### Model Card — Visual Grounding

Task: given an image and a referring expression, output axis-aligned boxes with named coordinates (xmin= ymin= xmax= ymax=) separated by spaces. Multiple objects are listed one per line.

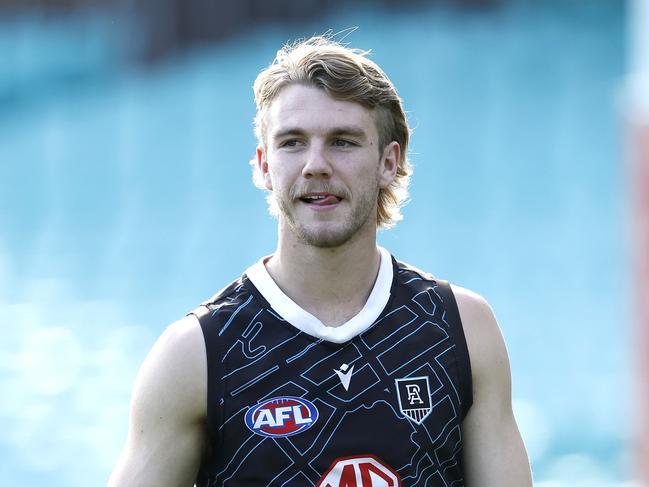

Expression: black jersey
xmin=190 ymin=248 xmax=472 ymax=487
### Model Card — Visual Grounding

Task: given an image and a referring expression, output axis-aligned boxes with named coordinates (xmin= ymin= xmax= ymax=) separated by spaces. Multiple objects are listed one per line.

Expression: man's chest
xmin=208 ymin=318 xmax=464 ymax=486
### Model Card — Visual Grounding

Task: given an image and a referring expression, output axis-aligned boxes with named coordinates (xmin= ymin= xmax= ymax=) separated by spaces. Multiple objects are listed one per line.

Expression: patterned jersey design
xmin=193 ymin=257 xmax=472 ymax=487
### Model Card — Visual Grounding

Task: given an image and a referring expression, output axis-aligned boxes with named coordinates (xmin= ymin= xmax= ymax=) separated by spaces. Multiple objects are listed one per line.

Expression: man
xmin=109 ymin=36 xmax=533 ymax=486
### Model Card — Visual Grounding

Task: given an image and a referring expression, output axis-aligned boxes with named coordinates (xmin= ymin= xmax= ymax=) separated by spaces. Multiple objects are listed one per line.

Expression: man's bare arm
xmin=453 ymin=285 xmax=533 ymax=486
xmin=108 ymin=315 xmax=207 ymax=487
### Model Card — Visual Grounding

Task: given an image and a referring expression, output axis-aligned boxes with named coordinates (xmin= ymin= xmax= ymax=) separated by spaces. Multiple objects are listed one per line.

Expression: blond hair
xmin=251 ymin=35 xmax=412 ymax=228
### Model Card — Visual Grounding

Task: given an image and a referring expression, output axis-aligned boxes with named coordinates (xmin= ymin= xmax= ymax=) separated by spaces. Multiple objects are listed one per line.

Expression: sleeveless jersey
xmin=190 ymin=248 xmax=473 ymax=487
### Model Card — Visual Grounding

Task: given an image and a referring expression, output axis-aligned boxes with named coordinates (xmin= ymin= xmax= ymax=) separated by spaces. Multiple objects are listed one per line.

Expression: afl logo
xmin=244 ymin=396 xmax=319 ymax=438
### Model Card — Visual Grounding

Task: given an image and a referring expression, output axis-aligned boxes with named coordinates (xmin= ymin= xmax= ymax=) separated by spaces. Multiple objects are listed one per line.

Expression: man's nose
xmin=302 ymin=144 xmax=332 ymax=178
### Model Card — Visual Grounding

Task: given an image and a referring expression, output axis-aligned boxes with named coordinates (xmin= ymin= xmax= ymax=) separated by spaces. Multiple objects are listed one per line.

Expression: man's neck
xmin=265 ymin=227 xmax=382 ymax=328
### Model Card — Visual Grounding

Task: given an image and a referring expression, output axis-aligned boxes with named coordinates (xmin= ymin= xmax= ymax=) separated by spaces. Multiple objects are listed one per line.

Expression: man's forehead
xmin=265 ymin=84 xmax=378 ymax=139
xmin=273 ymin=87 xmax=368 ymax=112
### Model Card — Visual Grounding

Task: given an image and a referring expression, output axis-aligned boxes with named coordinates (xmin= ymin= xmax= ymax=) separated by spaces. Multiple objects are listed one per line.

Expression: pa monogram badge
xmin=395 ymin=376 xmax=432 ymax=424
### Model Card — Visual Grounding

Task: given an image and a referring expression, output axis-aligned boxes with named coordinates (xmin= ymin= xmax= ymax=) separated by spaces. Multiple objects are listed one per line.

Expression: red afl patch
xmin=317 ymin=454 xmax=402 ymax=487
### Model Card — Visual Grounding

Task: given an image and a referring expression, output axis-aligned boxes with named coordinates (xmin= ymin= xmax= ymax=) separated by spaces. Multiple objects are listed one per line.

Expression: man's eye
xmin=281 ymin=139 xmax=301 ymax=148
xmin=333 ymin=139 xmax=355 ymax=147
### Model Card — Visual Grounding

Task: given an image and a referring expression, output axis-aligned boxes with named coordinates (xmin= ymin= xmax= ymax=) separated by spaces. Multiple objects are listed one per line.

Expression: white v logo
xmin=334 ymin=363 xmax=355 ymax=391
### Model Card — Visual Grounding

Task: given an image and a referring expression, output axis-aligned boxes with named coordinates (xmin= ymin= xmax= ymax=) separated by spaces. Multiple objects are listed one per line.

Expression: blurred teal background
xmin=0 ymin=1 xmax=634 ymax=486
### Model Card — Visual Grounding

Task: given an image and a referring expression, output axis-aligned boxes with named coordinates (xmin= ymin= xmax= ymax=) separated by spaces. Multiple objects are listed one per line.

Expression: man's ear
xmin=256 ymin=146 xmax=273 ymax=190
xmin=379 ymin=141 xmax=400 ymax=189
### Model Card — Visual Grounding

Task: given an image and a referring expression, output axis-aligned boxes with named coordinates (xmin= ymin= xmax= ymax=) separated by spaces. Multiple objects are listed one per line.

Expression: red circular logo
xmin=317 ymin=454 xmax=402 ymax=487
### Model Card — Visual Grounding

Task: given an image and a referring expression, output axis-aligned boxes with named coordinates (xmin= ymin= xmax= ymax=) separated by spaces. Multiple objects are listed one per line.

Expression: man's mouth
xmin=299 ymin=193 xmax=343 ymax=206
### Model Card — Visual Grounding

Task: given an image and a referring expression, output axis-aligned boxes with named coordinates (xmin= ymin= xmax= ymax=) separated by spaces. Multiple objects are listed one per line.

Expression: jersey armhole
xmin=435 ymin=280 xmax=474 ymax=419
xmin=188 ymin=304 xmax=223 ymax=439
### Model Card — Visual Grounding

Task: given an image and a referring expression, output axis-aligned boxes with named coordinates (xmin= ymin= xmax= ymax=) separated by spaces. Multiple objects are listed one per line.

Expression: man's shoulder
xmin=154 ymin=276 xmax=248 ymax=356
xmin=199 ymin=274 xmax=250 ymax=308
xmin=133 ymin=313 xmax=207 ymax=420
xmin=450 ymin=284 xmax=491 ymax=314
xmin=448 ymin=284 xmax=508 ymax=380
xmin=391 ymin=256 xmax=498 ymax=348
xmin=188 ymin=273 xmax=253 ymax=317
xmin=393 ymin=257 xmax=436 ymax=281
xmin=391 ymin=255 xmax=489 ymax=307
xmin=152 ymin=314 xmax=206 ymax=374
xmin=185 ymin=271 xmax=263 ymax=338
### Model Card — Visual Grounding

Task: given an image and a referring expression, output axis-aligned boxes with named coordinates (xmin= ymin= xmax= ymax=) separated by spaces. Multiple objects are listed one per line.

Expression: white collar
xmin=245 ymin=246 xmax=393 ymax=343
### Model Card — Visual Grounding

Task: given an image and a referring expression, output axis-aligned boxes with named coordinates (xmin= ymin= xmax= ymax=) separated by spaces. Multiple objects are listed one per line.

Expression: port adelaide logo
xmin=395 ymin=376 xmax=432 ymax=424
xmin=245 ymin=396 xmax=319 ymax=438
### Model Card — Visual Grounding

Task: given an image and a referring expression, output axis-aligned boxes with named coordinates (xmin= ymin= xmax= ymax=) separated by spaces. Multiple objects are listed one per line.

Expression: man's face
xmin=257 ymin=84 xmax=398 ymax=248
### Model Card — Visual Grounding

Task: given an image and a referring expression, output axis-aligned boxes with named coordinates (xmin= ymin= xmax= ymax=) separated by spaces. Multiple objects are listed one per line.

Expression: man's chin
xmin=292 ymin=224 xmax=357 ymax=249
xmin=299 ymin=231 xmax=352 ymax=249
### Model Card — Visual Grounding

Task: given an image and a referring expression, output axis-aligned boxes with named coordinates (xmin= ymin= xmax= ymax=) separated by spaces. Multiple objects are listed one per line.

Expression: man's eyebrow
xmin=329 ymin=126 xmax=368 ymax=139
xmin=271 ymin=126 xmax=369 ymax=139
xmin=272 ymin=127 xmax=306 ymax=139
